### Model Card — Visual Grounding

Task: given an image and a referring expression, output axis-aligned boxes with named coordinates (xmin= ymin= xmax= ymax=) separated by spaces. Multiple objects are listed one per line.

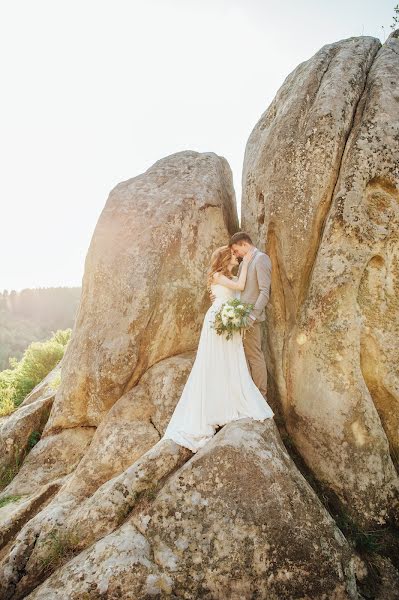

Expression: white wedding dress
xmin=160 ymin=278 xmax=274 ymax=453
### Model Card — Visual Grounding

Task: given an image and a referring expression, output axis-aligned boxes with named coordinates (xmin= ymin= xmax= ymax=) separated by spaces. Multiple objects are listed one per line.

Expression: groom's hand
xmin=246 ymin=314 xmax=256 ymax=329
xmin=209 ymin=291 xmax=216 ymax=303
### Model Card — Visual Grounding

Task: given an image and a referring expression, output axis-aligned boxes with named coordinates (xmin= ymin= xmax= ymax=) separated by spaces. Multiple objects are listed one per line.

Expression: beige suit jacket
xmin=237 ymin=248 xmax=272 ymax=323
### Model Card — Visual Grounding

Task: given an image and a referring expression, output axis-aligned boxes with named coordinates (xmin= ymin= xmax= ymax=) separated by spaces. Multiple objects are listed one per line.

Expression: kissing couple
xmin=160 ymin=231 xmax=274 ymax=453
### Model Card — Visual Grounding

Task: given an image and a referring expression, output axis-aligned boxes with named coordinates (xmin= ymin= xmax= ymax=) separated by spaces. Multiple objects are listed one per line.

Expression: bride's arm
xmin=214 ymin=260 xmax=249 ymax=291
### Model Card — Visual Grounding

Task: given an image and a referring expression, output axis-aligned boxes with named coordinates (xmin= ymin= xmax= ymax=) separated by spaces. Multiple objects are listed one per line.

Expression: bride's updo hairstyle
xmin=206 ymin=245 xmax=233 ymax=294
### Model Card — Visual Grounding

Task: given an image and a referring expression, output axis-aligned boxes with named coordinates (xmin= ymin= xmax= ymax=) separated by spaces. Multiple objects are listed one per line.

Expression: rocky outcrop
xmin=1 ymin=440 xmax=191 ymax=600
xmin=24 ymin=420 xmax=357 ymax=600
xmin=44 ymin=150 xmax=238 ymax=433
xmin=25 ymin=521 xmax=169 ymax=600
xmin=0 ymin=363 xmax=62 ymax=481
xmin=0 ymin=151 xmax=238 ymax=598
xmin=1 ymin=33 xmax=399 ymax=600
xmin=0 ymin=354 xmax=195 ymax=598
xmin=0 ymin=397 xmax=53 ymax=479
xmin=47 ymin=352 xmax=195 ymax=502
xmin=242 ymin=32 xmax=399 ymax=526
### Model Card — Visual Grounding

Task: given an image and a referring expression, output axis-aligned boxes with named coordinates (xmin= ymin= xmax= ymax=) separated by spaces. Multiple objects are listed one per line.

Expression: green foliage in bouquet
xmin=211 ymin=298 xmax=254 ymax=341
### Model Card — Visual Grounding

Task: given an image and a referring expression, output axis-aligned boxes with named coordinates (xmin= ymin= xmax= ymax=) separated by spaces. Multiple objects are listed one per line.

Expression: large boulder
xmin=0 ymin=355 xmax=194 ymax=597
xmin=242 ymin=33 xmax=399 ymax=526
xmin=44 ymin=150 xmax=237 ymax=434
xmin=2 ymin=439 xmax=191 ymax=600
xmin=34 ymin=352 xmax=195 ymax=504
xmin=0 ymin=361 xmax=62 ymax=483
xmin=0 ymin=428 xmax=94 ymax=498
xmin=0 ymin=396 xmax=53 ymax=482
xmin=25 ymin=521 xmax=168 ymax=600
xmin=0 ymin=151 xmax=238 ymax=598
xmin=132 ymin=419 xmax=357 ymax=599
xmin=24 ymin=420 xmax=357 ymax=599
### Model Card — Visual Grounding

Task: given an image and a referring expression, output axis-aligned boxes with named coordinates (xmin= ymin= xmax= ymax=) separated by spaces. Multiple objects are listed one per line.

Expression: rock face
xmin=242 ymin=32 xmax=399 ymax=525
xmin=0 ymin=151 xmax=239 ymax=598
xmin=0 ymin=396 xmax=53 ymax=476
xmin=0 ymin=363 xmax=61 ymax=479
xmin=37 ymin=352 xmax=195 ymax=503
xmin=24 ymin=421 xmax=357 ymax=600
xmin=44 ymin=150 xmax=238 ymax=433
xmin=1 ymin=35 xmax=399 ymax=600
xmin=25 ymin=521 xmax=169 ymax=600
xmin=132 ymin=419 xmax=357 ymax=600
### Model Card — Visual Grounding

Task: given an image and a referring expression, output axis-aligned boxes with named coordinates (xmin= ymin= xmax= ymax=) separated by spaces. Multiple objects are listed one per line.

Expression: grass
xmin=115 ymin=503 xmax=130 ymax=523
xmin=39 ymin=527 xmax=81 ymax=573
xmin=113 ymin=484 xmax=160 ymax=527
xmin=334 ymin=512 xmax=399 ymax=556
xmin=0 ymin=431 xmax=41 ymax=490
xmin=0 ymin=388 xmax=15 ymax=417
xmin=141 ymin=486 xmax=158 ymax=501
xmin=0 ymin=328 xmax=70 ymax=415
xmin=48 ymin=371 xmax=62 ymax=391
xmin=0 ymin=494 xmax=23 ymax=508
xmin=0 ymin=443 xmax=24 ymax=490
xmin=27 ymin=430 xmax=41 ymax=450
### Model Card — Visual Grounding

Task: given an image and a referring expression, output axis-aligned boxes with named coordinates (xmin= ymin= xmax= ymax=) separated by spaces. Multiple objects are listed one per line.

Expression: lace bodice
xmin=210 ymin=280 xmax=240 ymax=304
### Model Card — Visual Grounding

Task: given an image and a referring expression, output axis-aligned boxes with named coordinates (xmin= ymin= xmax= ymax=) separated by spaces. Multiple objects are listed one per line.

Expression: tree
xmin=392 ymin=4 xmax=399 ymax=30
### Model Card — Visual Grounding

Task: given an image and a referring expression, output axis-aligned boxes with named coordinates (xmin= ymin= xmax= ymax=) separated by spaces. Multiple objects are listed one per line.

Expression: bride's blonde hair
xmin=206 ymin=245 xmax=234 ymax=294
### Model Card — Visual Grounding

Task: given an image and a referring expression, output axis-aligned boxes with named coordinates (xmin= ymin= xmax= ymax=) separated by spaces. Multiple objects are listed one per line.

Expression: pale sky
xmin=1 ymin=0 xmax=394 ymax=292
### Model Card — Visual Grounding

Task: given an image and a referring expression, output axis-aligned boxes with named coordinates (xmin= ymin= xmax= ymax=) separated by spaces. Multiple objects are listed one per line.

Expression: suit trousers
xmin=242 ymin=321 xmax=268 ymax=397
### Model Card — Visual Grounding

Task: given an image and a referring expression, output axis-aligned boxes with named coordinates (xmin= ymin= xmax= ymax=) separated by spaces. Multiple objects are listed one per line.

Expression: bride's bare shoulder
xmin=212 ymin=272 xmax=233 ymax=283
xmin=211 ymin=272 xmax=220 ymax=283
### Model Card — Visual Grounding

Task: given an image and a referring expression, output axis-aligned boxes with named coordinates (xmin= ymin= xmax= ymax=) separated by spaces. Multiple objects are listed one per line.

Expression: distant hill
xmin=0 ymin=287 xmax=81 ymax=370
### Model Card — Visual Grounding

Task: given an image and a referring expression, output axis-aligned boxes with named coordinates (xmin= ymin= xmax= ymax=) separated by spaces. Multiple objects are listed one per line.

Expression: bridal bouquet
xmin=211 ymin=298 xmax=255 ymax=341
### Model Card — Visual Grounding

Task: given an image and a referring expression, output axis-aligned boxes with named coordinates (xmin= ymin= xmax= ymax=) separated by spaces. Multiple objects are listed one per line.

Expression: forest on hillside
xmin=0 ymin=287 xmax=81 ymax=370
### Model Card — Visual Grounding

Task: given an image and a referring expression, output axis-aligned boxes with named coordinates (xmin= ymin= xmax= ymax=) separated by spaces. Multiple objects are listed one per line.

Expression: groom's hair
xmin=228 ymin=231 xmax=253 ymax=246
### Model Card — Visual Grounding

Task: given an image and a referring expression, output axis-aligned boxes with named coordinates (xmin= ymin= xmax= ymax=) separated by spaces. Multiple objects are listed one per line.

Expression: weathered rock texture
xmin=0 ymin=151 xmax=239 ymax=598
xmin=0 ymin=364 xmax=61 ymax=478
xmin=242 ymin=32 xmax=399 ymax=526
xmin=24 ymin=420 xmax=358 ymax=600
xmin=44 ymin=150 xmax=238 ymax=432
xmin=1 ymin=34 xmax=399 ymax=600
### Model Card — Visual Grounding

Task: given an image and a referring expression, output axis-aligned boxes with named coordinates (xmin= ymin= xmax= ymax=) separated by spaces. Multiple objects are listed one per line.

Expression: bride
xmin=160 ymin=244 xmax=274 ymax=453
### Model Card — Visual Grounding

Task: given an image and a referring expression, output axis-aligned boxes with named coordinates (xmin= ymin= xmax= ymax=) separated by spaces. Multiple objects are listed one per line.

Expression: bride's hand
xmin=242 ymin=248 xmax=255 ymax=264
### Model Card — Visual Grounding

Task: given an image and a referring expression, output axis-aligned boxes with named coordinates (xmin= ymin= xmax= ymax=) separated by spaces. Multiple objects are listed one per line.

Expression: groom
xmin=210 ymin=231 xmax=272 ymax=398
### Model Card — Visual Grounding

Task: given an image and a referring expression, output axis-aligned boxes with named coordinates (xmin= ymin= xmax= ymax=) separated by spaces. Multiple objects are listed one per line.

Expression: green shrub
xmin=0 ymin=386 xmax=15 ymax=417
xmin=0 ymin=329 xmax=71 ymax=416
xmin=27 ymin=430 xmax=41 ymax=450
xmin=48 ymin=371 xmax=62 ymax=391
xmin=0 ymin=495 xmax=23 ymax=508
xmin=0 ymin=443 xmax=24 ymax=490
